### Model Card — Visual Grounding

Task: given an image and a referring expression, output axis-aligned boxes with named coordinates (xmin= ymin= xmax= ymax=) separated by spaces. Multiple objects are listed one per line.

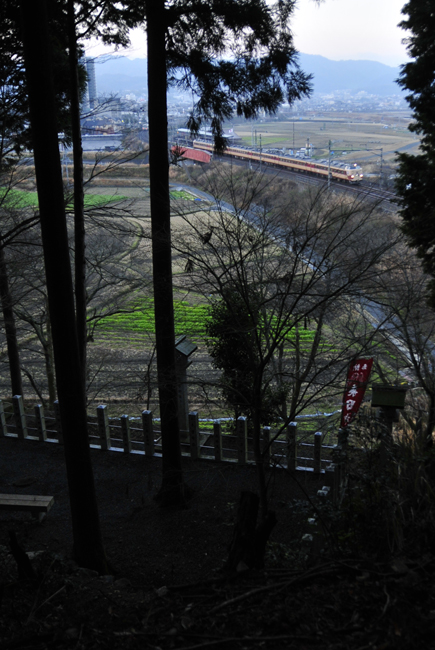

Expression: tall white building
xmin=85 ymin=57 xmax=97 ymax=110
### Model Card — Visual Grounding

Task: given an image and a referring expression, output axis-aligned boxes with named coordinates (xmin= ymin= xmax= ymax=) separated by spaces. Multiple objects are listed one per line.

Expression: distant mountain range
xmin=298 ymin=54 xmax=403 ymax=96
xmin=94 ymin=54 xmax=403 ymax=98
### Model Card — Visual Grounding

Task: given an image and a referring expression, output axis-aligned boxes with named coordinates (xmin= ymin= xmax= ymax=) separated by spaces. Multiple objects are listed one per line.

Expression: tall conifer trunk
xmin=20 ymin=0 xmax=108 ymax=573
xmin=67 ymin=0 xmax=87 ymax=387
xmin=146 ymin=0 xmax=186 ymax=505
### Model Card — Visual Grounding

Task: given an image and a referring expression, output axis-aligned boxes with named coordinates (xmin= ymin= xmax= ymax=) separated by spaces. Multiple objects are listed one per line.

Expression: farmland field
xmin=233 ymin=109 xmax=419 ymax=172
xmin=0 ymin=117 xmax=408 ymax=425
xmin=0 ymin=188 xmax=129 ymax=209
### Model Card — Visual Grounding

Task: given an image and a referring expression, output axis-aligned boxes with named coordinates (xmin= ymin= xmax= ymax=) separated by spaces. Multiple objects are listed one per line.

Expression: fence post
xmin=189 ymin=411 xmax=200 ymax=460
xmin=142 ymin=410 xmax=154 ymax=456
xmin=0 ymin=400 xmax=7 ymax=437
xmin=12 ymin=395 xmax=28 ymax=439
xmin=53 ymin=400 xmax=63 ymax=444
xmin=337 ymin=427 xmax=348 ymax=452
xmin=34 ymin=404 xmax=47 ymax=442
xmin=313 ymin=431 xmax=322 ymax=474
xmin=97 ymin=405 xmax=111 ymax=450
xmin=237 ymin=416 xmax=247 ymax=465
xmin=213 ymin=420 xmax=222 ymax=462
xmin=286 ymin=422 xmax=297 ymax=472
xmin=263 ymin=426 xmax=271 ymax=468
xmin=121 ymin=415 xmax=131 ymax=454
xmin=325 ymin=463 xmax=338 ymax=504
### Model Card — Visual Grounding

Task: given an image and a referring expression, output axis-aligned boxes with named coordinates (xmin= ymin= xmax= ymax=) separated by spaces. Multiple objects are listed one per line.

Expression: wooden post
xmin=142 ymin=410 xmax=155 ymax=456
xmin=121 ymin=415 xmax=131 ymax=454
xmin=338 ymin=427 xmax=348 ymax=451
xmin=0 ymin=400 xmax=7 ymax=437
xmin=213 ymin=420 xmax=222 ymax=462
xmin=237 ymin=416 xmax=247 ymax=465
xmin=53 ymin=400 xmax=63 ymax=444
xmin=34 ymin=404 xmax=47 ymax=441
xmin=286 ymin=422 xmax=297 ymax=472
xmin=325 ymin=463 xmax=338 ymax=504
xmin=97 ymin=405 xmax=111 ymax=451
xmin=313 ymin=431 xmax=322 ymax=474
xmin=263 ymin=426 xmax=271 ymax=468
xmin=12 ymin=395 xmax=28 ymax=439
xmin=189 ymin=411 xmax=200 ymax=460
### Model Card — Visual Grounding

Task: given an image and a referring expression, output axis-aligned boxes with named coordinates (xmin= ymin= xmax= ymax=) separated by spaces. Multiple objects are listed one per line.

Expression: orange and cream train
xmin=192 ymin=140 xmax=363 ymax=183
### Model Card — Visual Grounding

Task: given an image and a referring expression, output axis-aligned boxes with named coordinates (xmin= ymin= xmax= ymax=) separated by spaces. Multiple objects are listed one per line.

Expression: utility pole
xmin=380 ymin=147 xmax=383 ymax=187
xmin=328 ymin=139 xmax=331 ymax=190
xmin=259 ymin=133 xmax=262 ymax=171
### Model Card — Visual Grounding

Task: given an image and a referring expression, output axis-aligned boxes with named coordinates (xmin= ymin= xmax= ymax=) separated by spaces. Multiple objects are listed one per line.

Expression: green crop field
xmin=169 ymin=189 xmax=196 ymax=200
xmin=97 ymin=297 xmax=318 ymax=353
xmin=0 ymin=188 xmax=128 ymax=209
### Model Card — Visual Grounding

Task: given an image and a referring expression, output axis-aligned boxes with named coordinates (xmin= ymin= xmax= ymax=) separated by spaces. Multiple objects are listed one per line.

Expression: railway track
xmin=211 ymin=154 xmax=399 ymax=211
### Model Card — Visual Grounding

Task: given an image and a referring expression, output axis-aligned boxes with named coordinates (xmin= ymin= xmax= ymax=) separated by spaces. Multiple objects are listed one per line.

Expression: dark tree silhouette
xmin=395 ymin=0 xmax=435 ymax=305
xmin=20 ymin=0 xmax=109 ymax=573
xmin=136 ymin=0 xmax=313 ymax=505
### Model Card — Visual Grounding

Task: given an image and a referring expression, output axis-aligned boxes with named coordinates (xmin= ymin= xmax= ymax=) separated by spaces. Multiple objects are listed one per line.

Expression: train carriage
xmin=192 ymin=140 xmax=363 ymax=183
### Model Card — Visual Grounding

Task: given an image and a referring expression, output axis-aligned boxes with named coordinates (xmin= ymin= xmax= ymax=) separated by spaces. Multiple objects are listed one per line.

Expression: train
xmin=191 ymin=139 xmax=364 ymax=184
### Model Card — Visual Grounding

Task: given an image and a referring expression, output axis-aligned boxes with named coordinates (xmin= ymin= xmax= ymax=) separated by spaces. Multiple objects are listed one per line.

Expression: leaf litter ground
xmin=1 ymin=437 xmax=434 ymax=649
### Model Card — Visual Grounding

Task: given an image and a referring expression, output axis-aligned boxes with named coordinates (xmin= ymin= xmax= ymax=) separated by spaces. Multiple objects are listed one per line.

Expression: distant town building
xmin=85 ymin=57 xmax=97 ymax=110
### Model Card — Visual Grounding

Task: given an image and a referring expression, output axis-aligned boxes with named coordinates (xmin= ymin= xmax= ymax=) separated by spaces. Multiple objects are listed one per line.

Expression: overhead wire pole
xmin=259 ymin=133 xmax=262 ymax=172
xmin=328 ymin=139 xmax=331 ymax=190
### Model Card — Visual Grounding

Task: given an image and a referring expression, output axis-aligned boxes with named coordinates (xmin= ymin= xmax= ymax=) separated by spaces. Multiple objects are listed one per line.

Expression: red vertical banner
xmin=340 ymin=358 xmax=373 ymax=428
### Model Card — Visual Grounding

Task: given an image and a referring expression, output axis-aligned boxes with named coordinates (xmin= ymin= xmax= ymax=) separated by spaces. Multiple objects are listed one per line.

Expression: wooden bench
xmin=0 ymin=494 xmax=54 ymax=522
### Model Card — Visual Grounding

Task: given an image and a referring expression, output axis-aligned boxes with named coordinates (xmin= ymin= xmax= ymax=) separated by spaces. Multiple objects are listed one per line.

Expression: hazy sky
xmin=85 ymin=0 xmax=409 ymax=68
xmin=292 ymin=0 xmax=408 ymax=67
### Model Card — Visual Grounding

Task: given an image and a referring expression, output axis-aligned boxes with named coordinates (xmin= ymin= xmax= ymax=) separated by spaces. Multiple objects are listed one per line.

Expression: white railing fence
xmin=1 ymin=396 xmax=347 ymax=502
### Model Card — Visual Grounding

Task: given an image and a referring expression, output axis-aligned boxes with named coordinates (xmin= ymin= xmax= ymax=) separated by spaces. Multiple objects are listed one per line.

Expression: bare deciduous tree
xmin=173 ymin=172 xmax=396 ymax=524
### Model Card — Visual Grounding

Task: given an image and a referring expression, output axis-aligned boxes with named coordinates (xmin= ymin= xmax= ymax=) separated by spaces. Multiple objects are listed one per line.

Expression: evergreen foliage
xmin=122 ymin=0 xmax=312 ymax=150
xmin=206 ymin=290 xmax=288 ymax=423
xmin=0 ymin=0 xmax=88 ymax=168
xmin=395 ymin=0 xmax=435 ymax=305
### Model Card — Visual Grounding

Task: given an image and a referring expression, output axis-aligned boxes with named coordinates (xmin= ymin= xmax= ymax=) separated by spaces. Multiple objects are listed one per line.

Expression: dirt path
xmin=0 ymin=435 xmax=325 ymax=587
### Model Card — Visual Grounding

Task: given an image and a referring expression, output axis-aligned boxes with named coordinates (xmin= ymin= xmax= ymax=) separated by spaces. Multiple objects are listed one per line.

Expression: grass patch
xmin=97 ymin=298 xmax=319 ymax=352
xmin=170 ymin=189 xmax=196 ymax=200
xmin=0 ymin=188 xmax=128 ymax=209
xmin=98 ymin=299 xmax=211 ymax=339
xmin=0 ymin=188 xmax=38 ymax=208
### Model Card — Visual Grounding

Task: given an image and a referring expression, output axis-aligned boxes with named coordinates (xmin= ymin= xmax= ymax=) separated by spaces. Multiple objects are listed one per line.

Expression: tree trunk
xmin=45 ymin=297 xmax=56 ymax=408
xmin=252 ymin=388 xmax=268 ymax=524
xmin=0 ymin=245 xmax=23 ymax=397
xmin=20 ymin=0 xmax=109 ymax=574
xmin=425 ymin=395 xmax=435 ymax=449
xmin=146 ymin=0 xmax=186 ymax=506
xmin=226 ymin=491 xmax=277 ymax=571
xmin=67 ymin=0 xmax=87 ymax=387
